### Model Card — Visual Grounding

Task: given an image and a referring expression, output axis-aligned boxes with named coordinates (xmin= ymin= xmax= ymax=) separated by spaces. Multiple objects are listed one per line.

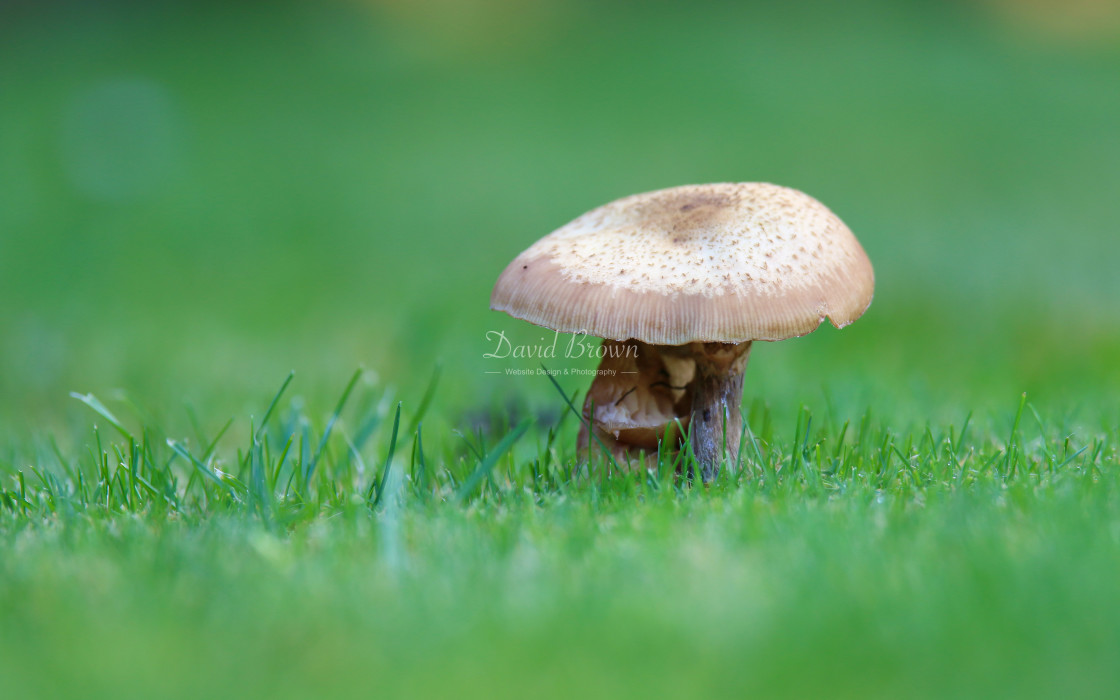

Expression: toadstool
xmin=490 ymin=182 xmax=874 ymax=482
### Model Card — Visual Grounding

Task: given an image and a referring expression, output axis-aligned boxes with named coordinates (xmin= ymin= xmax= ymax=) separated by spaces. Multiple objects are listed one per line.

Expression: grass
xmin=3 ymin=370 xmax=1118 ymax=698
xmin=3 ymin=0 xmax=1120 ymax=697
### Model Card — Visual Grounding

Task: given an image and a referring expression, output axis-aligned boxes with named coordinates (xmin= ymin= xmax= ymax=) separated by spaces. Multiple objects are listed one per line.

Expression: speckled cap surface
xmin=491 ymin=183 xmax=874 ymax=345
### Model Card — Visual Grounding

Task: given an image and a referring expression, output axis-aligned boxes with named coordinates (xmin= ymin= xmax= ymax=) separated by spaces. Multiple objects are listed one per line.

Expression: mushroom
xmin=491 ymin=183 xmax=874 ymax=482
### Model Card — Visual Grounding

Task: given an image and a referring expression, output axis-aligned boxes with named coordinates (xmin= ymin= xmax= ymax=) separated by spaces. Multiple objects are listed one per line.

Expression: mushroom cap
xmin=491 ymin=182 xmax=874 ymax=345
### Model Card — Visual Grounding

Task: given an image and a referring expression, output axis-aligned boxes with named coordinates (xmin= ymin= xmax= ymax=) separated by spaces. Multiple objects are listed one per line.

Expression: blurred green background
xmin=4 ymin=3 xmax=1120 ymax=699
xmin=2 ymin=0 xmax=1119 ymax=437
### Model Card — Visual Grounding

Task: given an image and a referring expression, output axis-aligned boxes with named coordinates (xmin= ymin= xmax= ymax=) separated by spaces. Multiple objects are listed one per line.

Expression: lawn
xmin=2 ymin=1 xmax=1119 ymax=698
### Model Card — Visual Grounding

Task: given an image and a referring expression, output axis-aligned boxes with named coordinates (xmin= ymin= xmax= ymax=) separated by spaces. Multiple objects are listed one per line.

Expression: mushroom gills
xmin=578 ymin=339 xmax=752 ymax=480
xmin=577 ymin=339 xmax=695 ymax=468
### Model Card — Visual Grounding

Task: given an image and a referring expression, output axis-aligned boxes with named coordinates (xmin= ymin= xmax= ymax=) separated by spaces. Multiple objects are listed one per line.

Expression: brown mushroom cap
xmin=491 ymin=183 xmax=874 ymax=345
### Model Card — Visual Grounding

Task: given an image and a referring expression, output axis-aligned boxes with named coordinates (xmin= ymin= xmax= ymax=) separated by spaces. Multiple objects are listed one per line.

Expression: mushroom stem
xmin=687 ymin=342 xmax=752 ymax=482
xmin=576 ymin=339 xmax=751 ymax=482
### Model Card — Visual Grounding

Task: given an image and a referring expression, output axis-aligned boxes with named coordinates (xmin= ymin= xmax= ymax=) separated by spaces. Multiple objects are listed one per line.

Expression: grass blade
xmin=167 ymin=439 xmax=235 ymax=496
xmin=456 ymin=419 xmax=531 ymax=504
xmin=406 ymin=364 xmax=441 ymax=435
xmin=369 ymin=402 xmax=402 ymax=506
xmin=254 ymin=371 xmax=295 ymax=445
xmin=541 ymin=364 xmax=618 ymax=474
xmin=70 ymin=393 xmax=134 ymax=442
xmin=305 ymin=368 xmax=363 ymax=486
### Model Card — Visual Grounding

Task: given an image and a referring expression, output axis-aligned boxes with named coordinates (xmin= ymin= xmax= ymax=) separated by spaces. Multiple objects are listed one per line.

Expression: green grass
xmin=3 ymin=0 xmax=1120 ymax=697
xmin=3 ymin=372 xmax=1118 ymax=698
